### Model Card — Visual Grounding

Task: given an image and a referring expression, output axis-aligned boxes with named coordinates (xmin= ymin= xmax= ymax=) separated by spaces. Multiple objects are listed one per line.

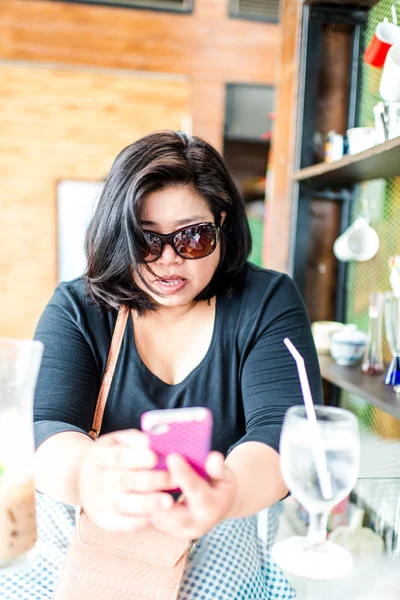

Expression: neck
xmin=153 ymin=302 xmax=196 ymax=322
xmin=134 ymin=298 xmax=214 ymax=324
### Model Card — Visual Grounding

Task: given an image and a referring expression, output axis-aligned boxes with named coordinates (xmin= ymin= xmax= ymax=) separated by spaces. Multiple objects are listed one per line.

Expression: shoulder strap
xmin=89 ymin=306 xmax=130 ymax=440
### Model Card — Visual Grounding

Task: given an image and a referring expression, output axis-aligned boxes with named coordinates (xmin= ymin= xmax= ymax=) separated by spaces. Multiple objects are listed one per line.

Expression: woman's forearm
xmin=34 ymin=431 xmax=93 ymax=505
xmin=225 ymin=441 xmax=288 ymax=519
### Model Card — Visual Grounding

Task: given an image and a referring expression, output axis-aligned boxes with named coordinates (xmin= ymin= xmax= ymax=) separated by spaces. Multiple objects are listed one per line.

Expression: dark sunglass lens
xmin=174 ymin=224 xmax=216 ymax=259
xmin=142 ymin=232 xmax=162 ymax=262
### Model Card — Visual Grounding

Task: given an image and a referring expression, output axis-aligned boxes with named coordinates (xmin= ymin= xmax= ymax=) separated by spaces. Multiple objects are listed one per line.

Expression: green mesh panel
xmin=342 ymin=0 xmax=400 ymax=446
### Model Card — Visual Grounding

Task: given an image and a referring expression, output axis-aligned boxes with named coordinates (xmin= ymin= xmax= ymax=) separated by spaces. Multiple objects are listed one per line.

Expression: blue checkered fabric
xmin=180 ymin=508 xmax=295 ymax=600
xmin=0 ymin=493 xmax=296 ymax=599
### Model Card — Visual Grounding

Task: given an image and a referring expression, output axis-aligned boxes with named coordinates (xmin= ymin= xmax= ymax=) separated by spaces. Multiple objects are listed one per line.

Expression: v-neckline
xmin=129 ymin=298 xmax=220 ymax=388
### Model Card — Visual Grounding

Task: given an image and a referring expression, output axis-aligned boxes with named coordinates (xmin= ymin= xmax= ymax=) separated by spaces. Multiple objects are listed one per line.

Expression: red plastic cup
xmin=364 ymin=22 xmax=400 ymax=68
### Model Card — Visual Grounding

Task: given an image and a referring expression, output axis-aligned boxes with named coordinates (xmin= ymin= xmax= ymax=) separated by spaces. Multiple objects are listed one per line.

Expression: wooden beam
xmin=262 ymin=0 xmax=303 ymax=272
xmin=1 ymin=0 xmax=280 ymax=84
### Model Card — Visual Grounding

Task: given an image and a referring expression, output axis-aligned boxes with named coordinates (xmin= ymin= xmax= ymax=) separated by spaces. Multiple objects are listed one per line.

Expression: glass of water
xmin=0 ymin=339 xmax=43 ymax=571
xmin=272 ymin=405 xmax=360 ymax=580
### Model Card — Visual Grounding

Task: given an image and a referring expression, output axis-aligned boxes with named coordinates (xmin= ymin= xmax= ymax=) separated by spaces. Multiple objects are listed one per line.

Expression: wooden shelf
xmin=293 ymin=137 xmax=400 ymax=186
xmin=319 ymin=354 xmax=400 ymax=420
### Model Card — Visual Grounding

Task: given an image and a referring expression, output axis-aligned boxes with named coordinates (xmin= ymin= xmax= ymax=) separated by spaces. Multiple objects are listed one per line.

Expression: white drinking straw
xmin=284 ymin=338 xmax=333 ymax=501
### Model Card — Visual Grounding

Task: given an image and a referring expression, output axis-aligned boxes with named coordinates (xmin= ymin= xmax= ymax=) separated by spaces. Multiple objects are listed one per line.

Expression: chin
xmin=152 ymin=292 xmax=194 ymax=308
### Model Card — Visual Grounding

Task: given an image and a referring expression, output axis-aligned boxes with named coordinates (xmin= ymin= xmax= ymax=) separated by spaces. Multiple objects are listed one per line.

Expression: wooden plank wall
xmin=0 ymin=0 xmax=281 ymax=338
xmin=2 ymin=0 xmax=280 ymax=150
xmin=0 ymin=64 xmax=189 ymax=338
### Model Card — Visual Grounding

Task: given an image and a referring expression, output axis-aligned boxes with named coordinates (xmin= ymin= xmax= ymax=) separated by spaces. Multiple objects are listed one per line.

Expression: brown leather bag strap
xmin=89 ymin=306 xmax=130 ymax=440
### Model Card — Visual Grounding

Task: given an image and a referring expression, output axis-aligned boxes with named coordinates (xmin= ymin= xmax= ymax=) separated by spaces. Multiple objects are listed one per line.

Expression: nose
xmin=157 ymin=241 xmax=184 ymax=265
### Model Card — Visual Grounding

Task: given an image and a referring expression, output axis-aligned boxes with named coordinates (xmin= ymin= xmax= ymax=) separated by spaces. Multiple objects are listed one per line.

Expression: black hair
xmin=85 ymin=130 xmax=251 ymax=313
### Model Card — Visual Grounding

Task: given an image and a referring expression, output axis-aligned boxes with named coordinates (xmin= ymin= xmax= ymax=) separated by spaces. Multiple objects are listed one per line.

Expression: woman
xmin=14 ymin=131 xmax=322 ymax=598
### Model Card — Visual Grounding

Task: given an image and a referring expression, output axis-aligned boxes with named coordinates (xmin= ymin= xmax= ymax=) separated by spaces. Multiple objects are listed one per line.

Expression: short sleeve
xmin=33 ymin=284 xmax=101 ymax=449
xmin=232 ymin=274 xmax=322 ymax=454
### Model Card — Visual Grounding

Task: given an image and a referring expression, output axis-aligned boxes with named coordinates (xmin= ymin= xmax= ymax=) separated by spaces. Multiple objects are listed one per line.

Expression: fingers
xmin=166 ymin=454 xmax=207 ymax=490
xmin=96 ymin=491 xmax=174 ymax=516
xmin=103 ymin=468 xmax=175 ymax=493
xmin=81 ymin=431 xmax=235 ymax=538
xmin=100 ymin=429 xmax=150 ymax=449
xmin=97 ymin=445 xmax=157 ymax=470
xmin=165 ymin=454 xmax=210 ymax=514
xmin=166 ymin=452 xmax=228 ymax=502
xmin=98 ymin=430 xmax=156 ymax=469
xmin=152 ymin=452 xmax=236 ymax=539
xmin=205 ymin=452 xmax=225 ymax=480
xmin=80 ymin=429 xmax=180 ymax=533
xmin=151 ymin=504 xmax=194 ymax=539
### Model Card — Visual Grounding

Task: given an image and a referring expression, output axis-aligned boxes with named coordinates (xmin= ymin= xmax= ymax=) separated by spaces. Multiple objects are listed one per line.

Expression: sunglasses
xmin=141 ymin=222 xmax=220 ymax=263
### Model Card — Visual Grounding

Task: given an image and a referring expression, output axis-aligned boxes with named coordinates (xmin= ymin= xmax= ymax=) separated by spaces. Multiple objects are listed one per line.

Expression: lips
xmin=155 ymin=275 xmax=187 ymax=294
xmin=158 ymin=275 xmax=186 ymax=283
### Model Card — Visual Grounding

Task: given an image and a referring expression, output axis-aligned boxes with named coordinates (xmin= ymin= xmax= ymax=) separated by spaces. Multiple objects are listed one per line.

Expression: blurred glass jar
xmin=0 ymin=339 xmax=43 ymax=570
xmin=361 ymin=292 xmax=384 ymax=375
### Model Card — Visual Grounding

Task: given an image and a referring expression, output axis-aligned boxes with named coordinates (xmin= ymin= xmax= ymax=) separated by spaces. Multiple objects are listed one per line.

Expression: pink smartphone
xmin=141 ymin=407 xmax=213 ymax=480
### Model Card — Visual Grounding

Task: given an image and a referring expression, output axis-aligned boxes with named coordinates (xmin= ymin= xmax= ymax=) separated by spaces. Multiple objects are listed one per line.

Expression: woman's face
xmin=136 ymin=186 xmax=224 ymax=309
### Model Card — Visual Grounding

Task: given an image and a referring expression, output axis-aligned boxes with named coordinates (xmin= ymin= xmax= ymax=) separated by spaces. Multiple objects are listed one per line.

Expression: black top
xmin=33 ymin=264 xmax=322 ymax=456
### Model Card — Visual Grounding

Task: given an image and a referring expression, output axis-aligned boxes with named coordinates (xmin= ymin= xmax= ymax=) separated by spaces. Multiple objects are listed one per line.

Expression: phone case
xmin=141 ymin=407 xmax=213 ymax=480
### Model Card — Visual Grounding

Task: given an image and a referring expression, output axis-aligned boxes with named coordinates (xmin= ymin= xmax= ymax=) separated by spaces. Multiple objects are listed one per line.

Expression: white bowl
xmin=311 ymin=321 xmax=345 ymax=354
xmin=330 ymin=329 xmax=368 ymax=366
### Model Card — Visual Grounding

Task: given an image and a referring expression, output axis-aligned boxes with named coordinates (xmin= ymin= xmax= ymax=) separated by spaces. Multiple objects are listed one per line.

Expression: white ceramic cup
xmin=377 ymin=21 xmax=400 ymax=44
xmin=380 ymin=44 xmax=400 ymax=102
xmin=346 ymin=127 xmax=376 ymax=154
xmin=374 ymin=101 xmax=400 ymax=142
xmin=333 ymin=217 xmax=380 ymax=262
xmin=384 ymin=102 xmax=400 ymax=138
xmin=364 ymin=21 xmax=400 ymax=68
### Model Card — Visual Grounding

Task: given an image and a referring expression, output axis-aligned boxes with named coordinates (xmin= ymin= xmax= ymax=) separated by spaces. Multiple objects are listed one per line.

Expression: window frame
xmin=50 ymin=0 xmax=193 ymax=14
xmin=228 ymin=0 xmax=280 ymax=24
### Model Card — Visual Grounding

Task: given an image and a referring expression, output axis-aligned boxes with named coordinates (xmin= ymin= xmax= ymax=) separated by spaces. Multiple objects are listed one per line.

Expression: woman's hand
xmin=78 ymin=429 xmax=175 ymax=532
xmin=150 ymin=452 xmax=239 ymax=540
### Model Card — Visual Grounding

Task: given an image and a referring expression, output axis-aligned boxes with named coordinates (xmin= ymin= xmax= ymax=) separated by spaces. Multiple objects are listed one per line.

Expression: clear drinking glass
xmin=361 ymin=291 xmax=384 ymax=375
xmin=0 ymin=339 xmax=43 ymax=570
xmin=384 ymin=293 xmax=400 ymax=387
xmin=271 ymin=405 xmax=360 ymax=580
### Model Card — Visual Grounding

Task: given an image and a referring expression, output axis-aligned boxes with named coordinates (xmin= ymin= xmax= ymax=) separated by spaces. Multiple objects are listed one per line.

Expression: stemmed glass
xmin=271 ymin=405 xmax=360 ymax=580
xmin=384 ymin=293 xmax=400 ymax=387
